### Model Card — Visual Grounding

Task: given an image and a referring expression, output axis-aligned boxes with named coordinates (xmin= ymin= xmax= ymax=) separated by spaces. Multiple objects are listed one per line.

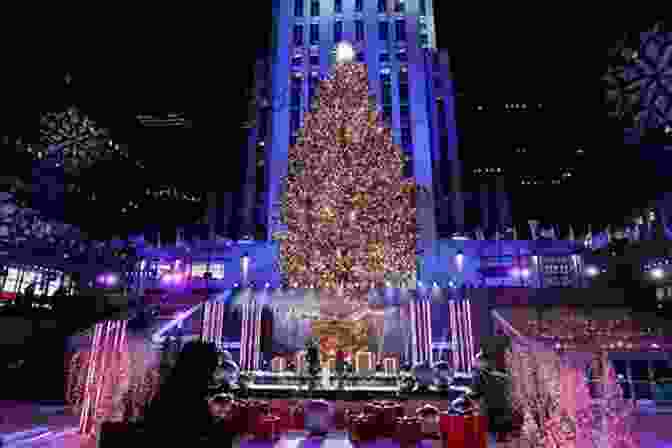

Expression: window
xmin=401 ymin=127 xmax=412 ymax=149
xmin=394 ymin=0 xmax=405 ymax=12
xmin=309 ymin=74 xmax=319 ymax=108
xmin=383 ymin=105 xmax=393 ymax=123
xmin=379 ymin=52 xmax=390 ymax=63
xmin=310 ymin=23 xmax=320 ymax=44
xmin=398 ymin=83 xmax=409 ymax=104
xmin=432 ymin=52 xmax=440 ymax=66
xmin=395 ymin=19 xmax=406 ymax=41
xmin=3 ymin=267 xmax=19 ymax=293
xmin=292 ymin=54 xmax=304 ymax=67
xmin=258 ymin=108 xmax=269 ymax=140
xmin=403 ymin=152 xmax=413 ymax=178
xmin=291 ymin=110 xmax=301 ymax=133
xmin=378 ymin=0 xmax=387 ymax=13
xmin=334 ymin=21 xmax=343 ymax=42
xmin=355 ymin=20 xmax=364 ymax=41
xmin=355 ymin=0 xmax=363 ymax=12
xmin=311 ymin=0 xmax=320 ymax=16
xmin=419 ymin=33 xmax=429 ymax=48
xmin=334 ymin=0 xmax=342 ymax=13
xmin=191 ymin=263 xmax=208 ymax=278
xmin=398 ymin=69 xmax=408 ymax=83
xmin=378 ymin=21 xmax=389 ymax=41
xmin=294 ymin=0 xmax=304 ymax=17
xmin=380 ymin=72 xmax=392 ymax=105
xmin=310 ymin=54 xmax=319 ymax=65
xmin=419 ymin=0 xmax=426 ymax=15
xmin=291 ymin=77 xmax=302 ymax=107
xmin=437 ymin=98 xmax=446 ymax=129
xmin=210 ymin=264 xmax=225 ymax=280
xmin=400 ymin=105 xmax=410 ymax=126
xmin=396 ymin=50 xmax=407 ymax=62
xmin=293 ymin=24 xmax=304 ymax=46
xmin=356 ymin=51 xmax=365 ymax=62
xmin=434 ymin=77 xmax=443 ymax=88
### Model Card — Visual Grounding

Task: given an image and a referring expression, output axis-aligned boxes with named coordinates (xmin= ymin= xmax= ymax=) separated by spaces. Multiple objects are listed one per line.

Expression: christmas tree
xmin=279 ymin=57 xmax=417 ymax=301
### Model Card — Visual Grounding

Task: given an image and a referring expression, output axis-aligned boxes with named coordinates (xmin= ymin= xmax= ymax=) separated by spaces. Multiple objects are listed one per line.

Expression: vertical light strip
xmin=420 ymin=300 xmax=427 ymax=363
xmin=409 ymin=300 xmax=418 ymax=365
xmin=202 ymin=302 xmax=211 ymax=342
xmin=462 ymin=301 xmax=469 ymax=371
xmin=256 ymin=305 xmax=263 ymax=370
xmin=90 ymin=322 xmax=113 ymax=434
xmin=460 ymin=299 xmax=468 ymax=372
xmin=79 ymin=322 xmax=101 ymax=434
xmin=203 ymin=302 xmax=209 ymax=342
xmin=247 ymin=303 xmax=254 ymax=371
xmin=450 ymin=300 xmax=457 ymax=371
xmin=216 ymin=303 xmax=224 ymax=348
xmin=448 ymin=301 xmax=456 ymax=370
xmin=249 ymin=303 xmax=256 ymax=370
xmin=253 ymin=304 xmax=260 ymax=370
xmin=415 ymin=300 xmax=422 ymax=364
xmin=426 ymin=298 xmax=433 ymax=365
xmin=465 ymin=299 xmax=474 ymax=372
xmin=456 ymin=301 xmax=464 ymax=371
xmin=420 ymin=300 xmax=426 ymax=364
xmin=241 ymin=304 xmax=248 ymax=370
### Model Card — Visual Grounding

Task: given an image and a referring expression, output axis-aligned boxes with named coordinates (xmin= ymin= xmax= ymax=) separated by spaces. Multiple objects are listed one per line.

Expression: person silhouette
xmin=143 ymin=341 xmax=225 ymax=445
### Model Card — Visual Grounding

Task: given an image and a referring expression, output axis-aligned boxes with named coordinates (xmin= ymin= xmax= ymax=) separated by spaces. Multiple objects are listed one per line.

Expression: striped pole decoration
xmin=464 ymin=299 xmax=474 ymax=371
xmin=240 ymin=303 xmax=248 ymax=370
xmin=425 ymin=298 xmax=433 ymax=364
xmin=449 ymin=300 xmax=457 ymax=370
xmin=78 ymin=319 xmax=128 ymax=436
xmin=409 ymin=300 xmax=418 ymax=365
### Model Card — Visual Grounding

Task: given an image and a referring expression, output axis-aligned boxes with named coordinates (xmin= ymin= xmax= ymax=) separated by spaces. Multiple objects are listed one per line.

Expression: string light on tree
xmin=279 ymin=61 xmax=417 ymax=301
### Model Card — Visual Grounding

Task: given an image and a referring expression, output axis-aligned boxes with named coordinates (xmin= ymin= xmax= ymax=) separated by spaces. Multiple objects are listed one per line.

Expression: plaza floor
xmin=2 ymin=401 xmax=672 ymax=447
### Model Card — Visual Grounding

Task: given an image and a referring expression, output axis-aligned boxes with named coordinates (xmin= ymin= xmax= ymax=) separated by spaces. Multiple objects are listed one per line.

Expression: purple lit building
xmin=242 ymin=0 xmax=465 ymax=248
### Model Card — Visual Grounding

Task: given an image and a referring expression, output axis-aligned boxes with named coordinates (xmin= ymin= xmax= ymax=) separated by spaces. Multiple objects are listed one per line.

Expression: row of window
xmin=292 ymin=48 xmax=408 ymax=68
xmin=294 ymin=0 xmax=424 ymax=16
xmin=292 ymin=19 xmax=406 ymax=46
xmin=0 ymin=266 xmax=73 ymax=296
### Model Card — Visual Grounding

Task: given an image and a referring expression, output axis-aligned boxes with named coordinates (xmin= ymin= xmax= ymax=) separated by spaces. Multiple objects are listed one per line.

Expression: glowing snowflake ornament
xmin=605 ymin=23 xmax=672 ymax=136
xmin=335 ymin=42 xmax=355 ymax=63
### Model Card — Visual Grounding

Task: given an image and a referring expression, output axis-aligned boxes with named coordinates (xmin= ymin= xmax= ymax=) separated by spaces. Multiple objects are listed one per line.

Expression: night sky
xmin=1 ymin=7 xmax=664 ymax=234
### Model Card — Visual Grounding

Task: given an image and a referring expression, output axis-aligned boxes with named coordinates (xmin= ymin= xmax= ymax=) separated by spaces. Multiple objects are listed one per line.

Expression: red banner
xmin=0 ymin=291 xmax=16 ymax=301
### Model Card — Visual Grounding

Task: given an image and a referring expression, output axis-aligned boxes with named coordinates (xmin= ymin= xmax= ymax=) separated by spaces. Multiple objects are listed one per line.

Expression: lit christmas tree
xmin=279 ymin=46 xmax=417 ymax=301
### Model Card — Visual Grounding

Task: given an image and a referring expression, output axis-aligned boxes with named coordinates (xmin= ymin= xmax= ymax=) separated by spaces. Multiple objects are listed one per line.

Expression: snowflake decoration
xmin=34 ymin=106 xmax=127 ymax=173
xmin=605 ymin=22 xmax=672 ymax=136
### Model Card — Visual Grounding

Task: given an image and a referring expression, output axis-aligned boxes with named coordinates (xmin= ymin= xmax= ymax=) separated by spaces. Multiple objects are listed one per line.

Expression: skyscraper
xmin=244 ymin=0 xmax=464 ymax=247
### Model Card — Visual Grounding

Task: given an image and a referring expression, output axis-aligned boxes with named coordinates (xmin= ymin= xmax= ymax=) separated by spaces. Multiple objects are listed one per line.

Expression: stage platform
xmin=244 ymin=384 xmax=464 ymax=402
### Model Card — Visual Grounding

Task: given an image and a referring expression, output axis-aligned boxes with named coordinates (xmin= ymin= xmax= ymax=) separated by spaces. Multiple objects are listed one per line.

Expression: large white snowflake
xmin=605 ymin=23 xmax=672 ymax=136
xmin=14 ymin=106 xmax=135 ymax=175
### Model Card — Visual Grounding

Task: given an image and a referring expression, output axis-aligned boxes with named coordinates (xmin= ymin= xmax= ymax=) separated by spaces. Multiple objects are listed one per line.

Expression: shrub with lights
xmin=279 ymin=45 xmax=418 ymax=301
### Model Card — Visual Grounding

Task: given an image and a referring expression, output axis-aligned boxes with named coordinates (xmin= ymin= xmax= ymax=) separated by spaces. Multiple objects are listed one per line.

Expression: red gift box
xmin=256 ymin=415 xmax=280 ymax=440
xmin=440 ymin=413 xmax=466 ymax=448
xmin=464 ymin=415 xmax=488 ymax=448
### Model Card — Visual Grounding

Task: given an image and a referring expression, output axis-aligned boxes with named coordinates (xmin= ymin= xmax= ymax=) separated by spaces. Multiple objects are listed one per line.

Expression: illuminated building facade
xmin=244 ymin=0 xmax=465 ymax=246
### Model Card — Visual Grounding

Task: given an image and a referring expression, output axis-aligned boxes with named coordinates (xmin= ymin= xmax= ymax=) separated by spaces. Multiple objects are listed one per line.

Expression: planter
xmin=396 ymin=416 xmax=422 ymax=447
xmin=256 ymin=415 xmax=280 ymax=440
xmin=350 ymin=414 xmax=376 ymax=442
